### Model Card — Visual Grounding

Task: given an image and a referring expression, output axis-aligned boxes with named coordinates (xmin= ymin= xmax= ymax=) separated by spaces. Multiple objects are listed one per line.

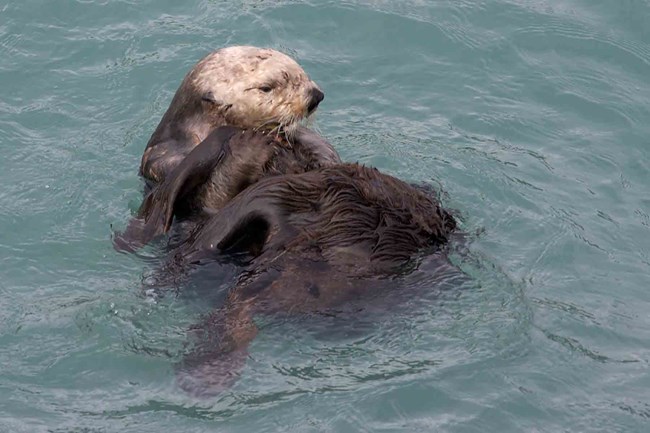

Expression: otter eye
xmin=201 ymin=91 xmax=219 ymax=104
xmin=258 ymin=85 xmax=273 ymax=93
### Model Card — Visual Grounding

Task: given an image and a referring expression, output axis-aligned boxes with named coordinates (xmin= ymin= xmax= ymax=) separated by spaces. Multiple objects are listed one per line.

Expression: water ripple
xmin=1 ymin=0 xmax=650 ymax=431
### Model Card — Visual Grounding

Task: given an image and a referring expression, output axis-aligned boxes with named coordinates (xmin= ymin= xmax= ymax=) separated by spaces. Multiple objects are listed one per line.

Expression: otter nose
xmin=307 ymin=88 xmax=324 ymax=114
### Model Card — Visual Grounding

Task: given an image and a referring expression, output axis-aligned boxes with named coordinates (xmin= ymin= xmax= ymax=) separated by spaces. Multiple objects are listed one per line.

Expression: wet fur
xmin=162 ymin=159 xmax=457 ymax=396
xmin=117 ymin=126 xmax=457 ymax=396
xmin=114 ymin=126 xmax=341 ymax=252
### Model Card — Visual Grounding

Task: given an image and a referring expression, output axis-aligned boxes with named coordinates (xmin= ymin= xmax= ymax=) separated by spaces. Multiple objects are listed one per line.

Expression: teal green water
xmin=2 ymin=0 xmax=650 ymax=431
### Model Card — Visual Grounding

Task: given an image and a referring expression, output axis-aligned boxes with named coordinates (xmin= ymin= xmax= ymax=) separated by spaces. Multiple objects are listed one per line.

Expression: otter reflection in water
xmin=138 ymin=126 xmax=457 ymax=396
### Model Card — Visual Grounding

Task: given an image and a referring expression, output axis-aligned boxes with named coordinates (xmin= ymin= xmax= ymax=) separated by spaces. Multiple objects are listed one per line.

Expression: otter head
xmin=186 ymin=46 xmax=324 ymax=137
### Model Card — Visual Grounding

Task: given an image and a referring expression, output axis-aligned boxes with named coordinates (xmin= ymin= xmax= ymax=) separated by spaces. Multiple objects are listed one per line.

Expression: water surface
xmin=1 ymin=1 xmax=649 ymax=432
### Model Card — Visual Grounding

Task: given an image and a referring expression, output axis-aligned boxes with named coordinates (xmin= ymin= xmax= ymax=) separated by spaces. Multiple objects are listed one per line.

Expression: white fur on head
xmin=189 ymin=46 xmax=322 ymax=136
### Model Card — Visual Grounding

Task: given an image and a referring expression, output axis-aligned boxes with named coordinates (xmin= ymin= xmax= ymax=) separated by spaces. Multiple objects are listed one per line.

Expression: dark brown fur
xmin=170 ymin=162 xmax=457 ymax=396
xmin=114 ymin=126 xmax=341 ymax=252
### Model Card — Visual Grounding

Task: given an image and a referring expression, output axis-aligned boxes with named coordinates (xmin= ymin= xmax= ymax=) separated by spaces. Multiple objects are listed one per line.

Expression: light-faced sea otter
xmin=140 ymin=45 xmax=330 ymax=186
xmin=114 ymin=46 xmax=339 ymax=251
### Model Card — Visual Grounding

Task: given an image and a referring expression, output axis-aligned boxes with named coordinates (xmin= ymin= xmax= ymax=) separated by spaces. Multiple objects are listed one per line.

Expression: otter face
xmin=189 ymin=46 xmax=324 ymax=136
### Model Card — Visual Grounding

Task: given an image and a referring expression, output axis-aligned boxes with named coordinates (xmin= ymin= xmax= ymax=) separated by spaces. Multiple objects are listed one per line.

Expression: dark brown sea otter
xmin=139 ymin=126 xmax=458 ymax=396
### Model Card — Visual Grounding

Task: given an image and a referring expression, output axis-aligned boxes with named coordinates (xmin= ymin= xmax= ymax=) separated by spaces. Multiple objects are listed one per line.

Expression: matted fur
xmin=173 ymin=163 xmax=457 ymax=396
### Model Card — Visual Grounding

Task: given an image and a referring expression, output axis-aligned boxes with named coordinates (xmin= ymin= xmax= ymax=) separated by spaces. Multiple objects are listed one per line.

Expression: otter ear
xmin=201 ymin=91 xmax=224 ymax=106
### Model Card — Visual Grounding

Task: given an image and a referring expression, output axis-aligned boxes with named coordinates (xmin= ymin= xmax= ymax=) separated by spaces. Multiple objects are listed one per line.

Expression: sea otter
xmin=140 ymin=45 xmax=330 ymax=186
xmin=114 ymin=46 xmax=340 ymax=251
xmin=145 ymin=126 xmax=458 ymax=396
